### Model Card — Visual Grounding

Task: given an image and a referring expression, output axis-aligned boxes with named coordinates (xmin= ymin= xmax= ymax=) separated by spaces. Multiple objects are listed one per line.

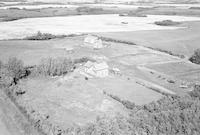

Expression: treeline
xmin=0 ymin=56 xmax=91 ymax=87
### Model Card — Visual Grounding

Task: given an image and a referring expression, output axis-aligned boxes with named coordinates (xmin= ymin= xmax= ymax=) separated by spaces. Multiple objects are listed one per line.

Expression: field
xmin=146 ymin=61 xmax=200 ymax=83
xmin=1 ymin=14 xmax=200 ymax=40
xmin=97 ymin=21 xmax=200 ymax=57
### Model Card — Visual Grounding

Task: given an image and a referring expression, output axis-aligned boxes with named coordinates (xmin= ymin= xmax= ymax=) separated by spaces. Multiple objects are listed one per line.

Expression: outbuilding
xmin=84 ymin=35 xmax=103 ymax=49
xmin=83 ymin=61 xmax=109 ymax=78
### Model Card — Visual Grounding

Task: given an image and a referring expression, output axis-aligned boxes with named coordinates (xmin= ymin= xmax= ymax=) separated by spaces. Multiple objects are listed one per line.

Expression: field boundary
xmin=95 ymin=34 xmax=185 ymax=59
xmin=0 ymin=88 xmax=44 ymax=135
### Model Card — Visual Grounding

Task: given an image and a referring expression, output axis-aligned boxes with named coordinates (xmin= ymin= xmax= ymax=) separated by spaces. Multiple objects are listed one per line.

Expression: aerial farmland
xmin=0 ymin=0 xmax=200 ymax=135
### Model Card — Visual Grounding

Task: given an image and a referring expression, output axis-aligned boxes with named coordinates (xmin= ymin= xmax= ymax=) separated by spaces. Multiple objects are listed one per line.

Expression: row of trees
xmin=36 ymin=57 xmax=74 ymax=76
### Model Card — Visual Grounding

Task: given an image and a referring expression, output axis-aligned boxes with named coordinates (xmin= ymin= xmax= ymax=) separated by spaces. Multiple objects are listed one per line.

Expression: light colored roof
xmin=94 ymin=62 xmax=109 ymax=71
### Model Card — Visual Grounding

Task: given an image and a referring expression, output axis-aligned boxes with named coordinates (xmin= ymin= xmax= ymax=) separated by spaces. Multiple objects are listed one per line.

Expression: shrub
xmin=24 ymin=31 xmax=66 ymax=40
xmin=127 ymin=11 xmax=147 ymax=17
xmin=189 ymin=49 xmax=200 ymax=64
xmin=155 ymin=20 xmax=181 ymax=26
xmin=36 ymin=57 xmax=74 ymax=76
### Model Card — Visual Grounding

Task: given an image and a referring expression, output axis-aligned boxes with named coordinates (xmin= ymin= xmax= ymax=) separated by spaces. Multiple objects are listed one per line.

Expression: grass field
xmin=146 ymin=61 xmax=200 ymax=83
xmin=16 ymin=75 xmax=128 ymax=128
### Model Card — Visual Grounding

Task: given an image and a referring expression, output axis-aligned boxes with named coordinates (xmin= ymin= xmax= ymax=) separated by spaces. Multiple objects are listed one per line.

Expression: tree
xmin=189 ymin=49 xmax=200 ymax=64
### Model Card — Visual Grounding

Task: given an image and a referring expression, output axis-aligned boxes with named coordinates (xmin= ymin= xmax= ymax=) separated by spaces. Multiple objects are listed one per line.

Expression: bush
xmin=24 ymin=31 xmax=66 ymax=40
xmin=189 ymin=85 xmax=200 ymax=99
xmin=155 ymin=20 xmax=181 ymax=26
xmin=189 ymin=49 xmax=200 ymax=64
xmin=0 ymin=57 xmax=26 ymax=86
xmin=36 ymin=57 xmax=74 ymax=76
xmin=127 ymin=11 xmax=147 ymax=17
xmin=6 ymin=57 xmax=24 ymax=79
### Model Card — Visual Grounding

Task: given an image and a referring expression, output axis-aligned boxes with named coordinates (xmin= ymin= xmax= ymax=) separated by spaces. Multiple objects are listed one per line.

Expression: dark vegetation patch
xmin=189 ymin=49 xmax=200 ymax=64
xmin=24 ymin=31 xmax=67 ymax=40
xmin=2 ymin=16 xmax=24 ymax=22
xmin=76 ymin=6 xmax=104 ymax=14
xmin=24 ymin=31 xmax=81 ymax=40
xmin=127 ymin=10 xmax=147 ymax=17
xmin=35 ymin=57 xmax=74 ymax=76
xmin=189 ymin=7 xmax=200 ymax=10
xmin=154 ymin=20 xmax=181 ymax=26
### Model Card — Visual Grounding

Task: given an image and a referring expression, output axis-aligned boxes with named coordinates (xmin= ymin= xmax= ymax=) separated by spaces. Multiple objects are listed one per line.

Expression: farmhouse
xmin=83 ymin=61 xmax=109 ymax=78
xmin=84 ymin=35 xmax=103 ymax=49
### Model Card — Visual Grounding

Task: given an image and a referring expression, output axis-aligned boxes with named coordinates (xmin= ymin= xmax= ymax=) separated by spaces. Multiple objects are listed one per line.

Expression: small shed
xmin=84 ymin=35 xmax=103 ymax=49
xmin=83 ymin=61 xmax=109 ymax=78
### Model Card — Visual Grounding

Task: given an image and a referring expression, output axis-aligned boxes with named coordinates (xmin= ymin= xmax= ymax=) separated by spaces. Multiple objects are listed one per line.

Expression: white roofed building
xmin=83 ymin=61 xmax=109 ymax=78
xmin=84 ymin=35 xmax=103 ymax=49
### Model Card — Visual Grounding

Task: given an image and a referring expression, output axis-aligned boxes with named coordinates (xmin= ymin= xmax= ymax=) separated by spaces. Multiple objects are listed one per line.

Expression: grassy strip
xmin=145 ymin=46 xmax=185 ymax=58
xmin=135 ymin=80 xmax=174 ymax=96
xmin=103 ymin=91 xmax=137 ymax=110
